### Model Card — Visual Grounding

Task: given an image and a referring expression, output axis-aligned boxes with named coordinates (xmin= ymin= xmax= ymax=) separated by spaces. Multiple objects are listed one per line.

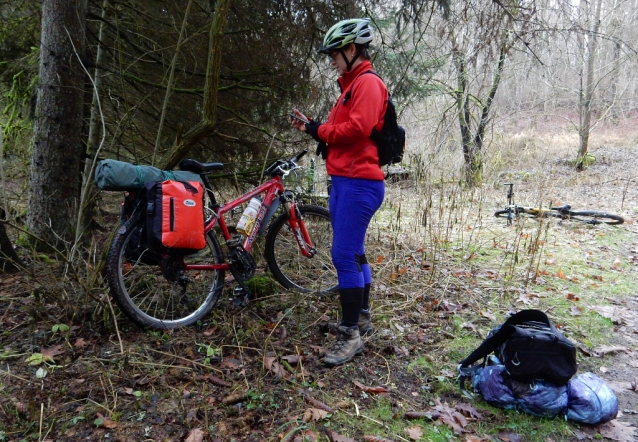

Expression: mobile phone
xmin=288 ymin=113 xmax=309 ymax=124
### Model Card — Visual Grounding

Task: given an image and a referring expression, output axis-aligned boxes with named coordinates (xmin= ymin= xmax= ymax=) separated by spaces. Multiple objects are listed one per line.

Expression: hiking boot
xmin=323 ymin=325 xmax=364 ymax=367
xmin=357 ymin=310 xmax=373 ymax=336
xmin=327 ymin=311 xmax=374 ymax=336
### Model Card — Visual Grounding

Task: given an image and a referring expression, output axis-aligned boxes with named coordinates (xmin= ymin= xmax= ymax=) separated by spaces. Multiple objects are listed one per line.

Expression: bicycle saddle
xmin=179 ymin=159 xmax=224 ymax=174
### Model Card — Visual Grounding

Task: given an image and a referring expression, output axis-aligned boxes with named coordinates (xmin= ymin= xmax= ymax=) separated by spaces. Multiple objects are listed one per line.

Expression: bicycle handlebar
xmin=265 ymin=149 xmax=309 ymax=177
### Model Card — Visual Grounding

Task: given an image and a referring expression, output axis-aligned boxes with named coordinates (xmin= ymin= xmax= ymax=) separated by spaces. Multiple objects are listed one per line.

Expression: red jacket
xmin=317 ymin=61 xmax=387 ymax=181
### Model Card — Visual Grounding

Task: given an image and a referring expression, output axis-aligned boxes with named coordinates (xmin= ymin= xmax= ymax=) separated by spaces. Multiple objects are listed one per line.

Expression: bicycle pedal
xmin=226 ymin=237 xmax=242 ymax=248
xmin=233 ymin=286 xmax=249 ymax=307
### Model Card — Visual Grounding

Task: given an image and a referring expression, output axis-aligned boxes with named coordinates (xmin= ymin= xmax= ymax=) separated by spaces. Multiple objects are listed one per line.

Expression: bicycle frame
xmin=185 ymin=170 xmax=316 ymax=273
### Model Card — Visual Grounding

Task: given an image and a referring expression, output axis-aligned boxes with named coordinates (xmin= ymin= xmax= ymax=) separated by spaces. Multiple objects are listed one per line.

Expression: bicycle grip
xmin=292 ymin=149 xmax=309 ymax=163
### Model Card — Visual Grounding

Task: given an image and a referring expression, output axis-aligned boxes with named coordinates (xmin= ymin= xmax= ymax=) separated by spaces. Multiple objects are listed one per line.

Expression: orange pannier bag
xmin=145 ymin=180 xmax=206 ymax=255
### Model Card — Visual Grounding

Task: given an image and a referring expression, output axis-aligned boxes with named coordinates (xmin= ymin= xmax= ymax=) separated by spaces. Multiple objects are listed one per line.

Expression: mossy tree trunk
xmin=26 ymin=0 xmax=87 ymax=250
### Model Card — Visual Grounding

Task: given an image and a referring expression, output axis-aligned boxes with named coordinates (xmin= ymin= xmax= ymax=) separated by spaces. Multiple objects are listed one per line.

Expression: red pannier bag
xmin=145 ymin=180 xmax=206 ymax=255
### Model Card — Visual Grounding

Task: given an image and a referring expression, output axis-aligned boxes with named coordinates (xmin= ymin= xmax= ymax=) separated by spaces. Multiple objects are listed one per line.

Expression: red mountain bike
xmin=105 ymin=149 xmax=336 ymax=329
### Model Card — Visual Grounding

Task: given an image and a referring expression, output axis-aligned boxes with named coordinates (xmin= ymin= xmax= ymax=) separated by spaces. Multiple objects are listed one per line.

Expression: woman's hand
xmin=290 ymin=109 xmax=309 ymax=131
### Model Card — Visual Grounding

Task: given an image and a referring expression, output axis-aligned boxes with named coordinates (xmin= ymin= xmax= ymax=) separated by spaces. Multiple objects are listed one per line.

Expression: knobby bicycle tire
xmin=106 ymin=212 xmax=225 ymax=329
xmin=264 ymin=204 xmax=338 ymax=295
xmin=564 ymin=210 xmax=624 ymax=225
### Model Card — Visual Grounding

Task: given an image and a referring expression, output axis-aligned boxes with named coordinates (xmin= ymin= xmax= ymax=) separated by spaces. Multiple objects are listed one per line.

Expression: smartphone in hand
xmin=288 ymin=112 xmax=309 ymax=124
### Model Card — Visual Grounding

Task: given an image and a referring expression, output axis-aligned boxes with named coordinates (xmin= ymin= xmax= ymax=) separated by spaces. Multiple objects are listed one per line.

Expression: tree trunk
xmin=78 ymin=0 xmax=107 ymax=243
xmin=27 ymin=0 xmax=87 ymax=250
xmin=577 ymin=0 xmax=602 ymax=171
xmin=0 ymin=208 xmax=22 ymax=273
xmin=160 ymin=0 xmax=230 ymax=170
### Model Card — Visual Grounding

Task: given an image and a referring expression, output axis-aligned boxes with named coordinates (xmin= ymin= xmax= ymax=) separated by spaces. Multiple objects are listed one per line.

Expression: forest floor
xmin=1 ymin=140 xmax=638 ymax=442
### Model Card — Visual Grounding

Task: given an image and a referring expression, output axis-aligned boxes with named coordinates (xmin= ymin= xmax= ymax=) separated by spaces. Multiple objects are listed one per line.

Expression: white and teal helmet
xmin=318 ymin=19 xmax=374 ymax=54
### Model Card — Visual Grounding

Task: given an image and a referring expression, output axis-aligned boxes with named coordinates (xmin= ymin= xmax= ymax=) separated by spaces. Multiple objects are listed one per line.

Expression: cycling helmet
xmin=318 ymin=19 xmax=374 ymax=54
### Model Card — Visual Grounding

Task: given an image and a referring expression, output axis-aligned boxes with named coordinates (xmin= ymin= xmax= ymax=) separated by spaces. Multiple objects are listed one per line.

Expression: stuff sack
xmin=145 ymin=180 xmax=206 ymax=255
xmin=364 ymin=71 xmax=405 ymax=166
xmin=471 ymin=366 xmax=617 ymax=423
xmin=473 ymin=365 xmax=568 ymax=418
xmin=566 ymin=372 xmax=618 ymax=424
xmin=95 ymin=159 xmax=202 ymax=191
xmin=459 ymin=309 xmax=577 ymax=386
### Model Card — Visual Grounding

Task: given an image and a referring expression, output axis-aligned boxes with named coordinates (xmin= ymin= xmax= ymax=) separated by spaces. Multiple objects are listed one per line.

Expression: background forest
xmin=1 ymin=0 xmax=638 ymax=441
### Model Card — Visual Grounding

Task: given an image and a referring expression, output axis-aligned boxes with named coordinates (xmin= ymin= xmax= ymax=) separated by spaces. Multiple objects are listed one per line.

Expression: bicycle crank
xmin=228 ymin=244 xmax=256 ymax=306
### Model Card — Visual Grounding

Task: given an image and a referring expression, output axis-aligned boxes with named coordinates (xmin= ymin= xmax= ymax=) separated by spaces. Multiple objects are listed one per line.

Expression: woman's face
xmin=328 ymin=44 xmax=356 ymax=77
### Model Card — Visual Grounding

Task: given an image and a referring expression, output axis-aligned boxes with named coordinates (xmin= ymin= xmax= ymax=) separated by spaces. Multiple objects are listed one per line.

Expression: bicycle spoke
xmin=106 ymin=214 xmax=225 ymax=329
xmin=265 ymin=205 xmax=338 ymax=295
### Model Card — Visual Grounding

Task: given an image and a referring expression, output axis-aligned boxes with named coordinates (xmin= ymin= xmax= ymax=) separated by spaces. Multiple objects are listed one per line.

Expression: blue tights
xmin=329 ymin=176 xmax=384 ymax=290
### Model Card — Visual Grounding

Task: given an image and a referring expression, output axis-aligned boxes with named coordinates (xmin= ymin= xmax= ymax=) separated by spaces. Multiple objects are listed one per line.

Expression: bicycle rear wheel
xmin=566 ymin=210 xmax=624 ymax=225
xmin=264 ymin=204 xmax=338 ymax=295
xmin=106 ymin=212 xmax=225 ymax=329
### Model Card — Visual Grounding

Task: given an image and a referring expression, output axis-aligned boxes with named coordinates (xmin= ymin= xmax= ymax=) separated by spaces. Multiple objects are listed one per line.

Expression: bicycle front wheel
xmin=566 ymin=210 xmax=624 ymax=225
xmin=265 ymin=204 xmax=338 ymax=295
xmin=106 ymin=212 xmax=225 ymax=329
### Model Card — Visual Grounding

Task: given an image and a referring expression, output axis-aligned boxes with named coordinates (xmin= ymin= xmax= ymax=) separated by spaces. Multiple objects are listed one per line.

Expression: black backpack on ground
xmin=458 ymin=309 xmax=577 ymax=390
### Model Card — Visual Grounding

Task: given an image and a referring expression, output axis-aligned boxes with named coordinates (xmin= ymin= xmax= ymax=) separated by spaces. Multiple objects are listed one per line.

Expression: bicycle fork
xmin=284 ymin=200 xmax=317 ymax=258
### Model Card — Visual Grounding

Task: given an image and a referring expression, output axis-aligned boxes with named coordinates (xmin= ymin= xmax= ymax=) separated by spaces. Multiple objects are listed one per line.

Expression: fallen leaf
xmin=326 ymin=430 xmax=356 ymax=442
xmin=454 ymin=402 xmax=483 ymax=419
xmin=41 ymin=345 xmax=64 ymax=359
xmin=570 ymin=306 xmax=583 ymax=316
xmin=184 ymin=428 xmax=205 ymax=442
xmin=598 ymin=420 xmax=636 ymax=442
xmin=267 ymin=360 xmax=289 ymax=379
xmin=353 ymin=380 xmax=389 ymax=394
xmin=219 ymin=357 xmax=241 ymax=370
xmin=405 ymin=425 xmax=423 ymax=440
xmin=405 ymin=411 xmax=434 ymax=420
xmin=185 ymin=408 xmax=198 ymax=421
xmin=15 ymin=402 xmax=27 ymax=414
xmin=302 ymin=407 xmax=329 ymax=422
xmin=595 ymin=346 xmax=628 ymax=357
xmin=566 ymin=293 xmax=580 ymax=301
xmin=202 ymin=327 xmax=217 ymax=336
xmin=74 ymin=338 xmax=88 ymax=348
xmin=94 ymin=413 xmax=117 ymax=429
xmin=199 ymin=374 xmax=231 ymax=387
xmin=430 ymin=398 xmax=468 ymax=435
xmin=557 ymin=269 xmax=565 ymax=279
xmin=362 ymin=436 xmax=396 ymax=442
xmin=299 ymin=391 xmax=334 ymax=413
xmin=281 ymin=354 xmax=302 ymax=365
xmin=479 ymin=310 xmax=497 ymax=322
xmin=221 ymin=392 xmax=248 ymax=405
xmin=496 ymin=430 xmax=522 ymax=442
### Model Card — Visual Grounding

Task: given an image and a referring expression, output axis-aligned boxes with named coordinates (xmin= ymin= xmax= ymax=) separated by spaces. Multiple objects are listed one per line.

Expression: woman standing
xmin=291 ymin=18 xmax=387 ymax=367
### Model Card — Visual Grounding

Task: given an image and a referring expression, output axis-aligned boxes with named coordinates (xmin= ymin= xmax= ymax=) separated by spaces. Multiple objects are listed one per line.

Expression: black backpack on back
xmin=364 ymin=71 xmax=405 ymax=166
xmin=459 ymin=309 xmax=577 ymax=389
xmin=343 ymin=70 xmax=405 ymax=167
xmin=370 ymin=93 xmax=405 ymax=166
